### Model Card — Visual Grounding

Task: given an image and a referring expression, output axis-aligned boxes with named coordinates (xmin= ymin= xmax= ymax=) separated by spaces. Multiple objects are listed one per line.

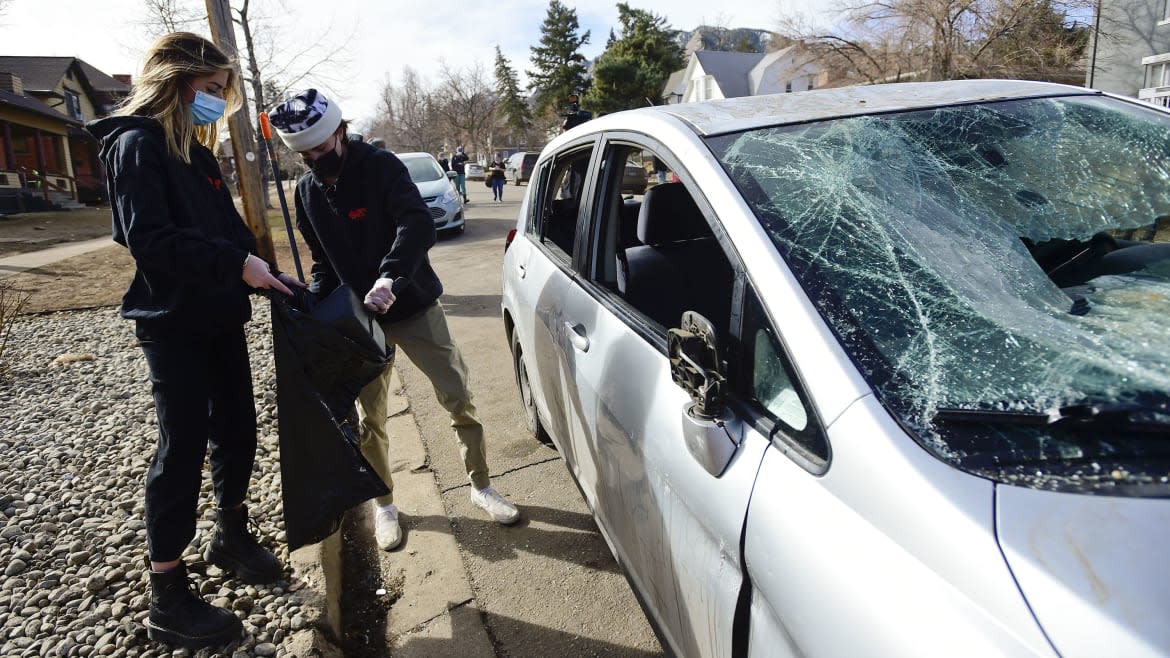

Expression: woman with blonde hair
xmin=87 ymin=31 xmax=301 ymax=650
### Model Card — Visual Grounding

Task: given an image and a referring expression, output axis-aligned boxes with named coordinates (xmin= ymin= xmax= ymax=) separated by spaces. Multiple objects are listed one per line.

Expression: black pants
xmin=137 ymin=324 xmax=258 ymax=562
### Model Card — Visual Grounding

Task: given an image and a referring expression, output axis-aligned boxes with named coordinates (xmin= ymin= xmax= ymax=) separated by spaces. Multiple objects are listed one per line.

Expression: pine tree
xmin=527 ymin=0 xmax=591 ymax=117
xmin=589 ymin=3 xmax=684 ymax=114
xmin=494 ymin=46 xmax=532 ymax=136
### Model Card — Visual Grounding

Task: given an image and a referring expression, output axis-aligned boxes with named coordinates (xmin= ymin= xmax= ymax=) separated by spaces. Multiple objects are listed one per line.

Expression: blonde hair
xmin=117 ymin=32 xmax=242 ymax=163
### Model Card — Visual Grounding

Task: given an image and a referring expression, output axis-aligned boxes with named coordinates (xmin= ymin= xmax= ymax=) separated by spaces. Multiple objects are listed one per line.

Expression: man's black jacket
xmin=294 ymin=140 xmax=442 ymax=323
xmin=87 ymin=115 xmax=257 ymax=334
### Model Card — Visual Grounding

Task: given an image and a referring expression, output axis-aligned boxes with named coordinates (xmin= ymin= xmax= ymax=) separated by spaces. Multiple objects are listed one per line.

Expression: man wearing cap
xmin=450 ymin=146 xmax=469 ymax=203
xmin=269 ymin=89 xmax=520 ymax=551
xmin=562 ymin=93 xmax=592 ymax=131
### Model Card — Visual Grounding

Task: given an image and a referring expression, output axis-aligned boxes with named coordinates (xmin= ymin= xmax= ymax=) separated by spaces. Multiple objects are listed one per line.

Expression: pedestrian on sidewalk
xmin=450 ymin=146 xmax=469 ymax=203
xmin=87 ymin=31 xmax=302 ymax=651
xmin=270 ymin=89 xmax=521 ymax=552
xmin=488 ymin=153 xmax=506 ymax=202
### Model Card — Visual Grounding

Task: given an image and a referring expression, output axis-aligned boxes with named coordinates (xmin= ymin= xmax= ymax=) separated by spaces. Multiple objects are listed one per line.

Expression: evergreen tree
xmin=589 ymin=3 xmax=684 ymax=114
xmin=527 ymin=0 xmax=591 ymax=117
xmin=494 ymin=46 xmax=532 ymax=136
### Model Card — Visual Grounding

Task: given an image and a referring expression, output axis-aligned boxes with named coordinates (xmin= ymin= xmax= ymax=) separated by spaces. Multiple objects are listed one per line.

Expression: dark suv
xmin=505 ymin=152 xmax=540 ymax=185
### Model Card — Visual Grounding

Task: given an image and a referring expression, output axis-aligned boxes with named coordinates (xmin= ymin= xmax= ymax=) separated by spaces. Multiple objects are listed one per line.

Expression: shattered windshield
xmin=707 ymin=95 xmax=1170 ymax=495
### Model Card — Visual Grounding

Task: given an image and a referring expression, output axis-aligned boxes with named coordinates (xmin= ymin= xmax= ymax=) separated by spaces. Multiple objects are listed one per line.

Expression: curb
xmin=301 ymin=367 xmax=495 ymax=656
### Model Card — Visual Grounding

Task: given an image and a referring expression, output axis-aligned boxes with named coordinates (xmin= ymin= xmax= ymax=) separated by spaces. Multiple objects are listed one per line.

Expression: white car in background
xmin=464 ymin=161 xmax=485 ymax=181
xmin=501 ymin=81 xmax=1170 ymax=657
xmin=397 ymin=152 xmax=464 ymax=235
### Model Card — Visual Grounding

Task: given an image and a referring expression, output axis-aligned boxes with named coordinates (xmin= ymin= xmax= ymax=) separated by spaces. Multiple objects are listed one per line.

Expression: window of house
xmin=64 ymin=89 xmax=83 ymax=121
xmin=1145 ymin=60 xmax=1170 ymax=88
xmin=785 ymin=81 xmax=793 ymax=93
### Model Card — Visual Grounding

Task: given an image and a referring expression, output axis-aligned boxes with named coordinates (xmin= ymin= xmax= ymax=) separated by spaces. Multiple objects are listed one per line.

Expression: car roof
xmin=395 ymin=152 xmax=435 ymax=161
xmin=609 ymin=80 xmax=1105 ymax=137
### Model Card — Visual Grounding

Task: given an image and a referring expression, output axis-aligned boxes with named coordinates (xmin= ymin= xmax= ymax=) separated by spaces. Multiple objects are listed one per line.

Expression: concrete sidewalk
xmin=0 ymin=237 xmax=112 ymax=279
xmin=298 ymin=368 xmax=496 ymax=656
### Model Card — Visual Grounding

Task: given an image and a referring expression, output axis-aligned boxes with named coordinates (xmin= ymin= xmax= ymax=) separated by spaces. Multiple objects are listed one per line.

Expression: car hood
xmin=415 ymin=178 xmax=453 ymax=198
xmin=996 ymin=485 xmax=1170 ymax=657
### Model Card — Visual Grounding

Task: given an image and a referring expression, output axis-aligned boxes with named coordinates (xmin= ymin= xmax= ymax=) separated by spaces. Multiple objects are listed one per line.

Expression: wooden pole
xmin=205 ymin=0 xmax=275 ymax=263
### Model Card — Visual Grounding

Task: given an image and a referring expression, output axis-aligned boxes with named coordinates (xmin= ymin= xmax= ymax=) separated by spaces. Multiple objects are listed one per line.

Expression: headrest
xmin=636 ymin=183 xmax=708 ymax=245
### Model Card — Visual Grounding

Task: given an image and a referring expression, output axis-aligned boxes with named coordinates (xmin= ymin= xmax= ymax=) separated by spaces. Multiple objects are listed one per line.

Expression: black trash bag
xmin=270 ymin=284 xmax=392 ymax=550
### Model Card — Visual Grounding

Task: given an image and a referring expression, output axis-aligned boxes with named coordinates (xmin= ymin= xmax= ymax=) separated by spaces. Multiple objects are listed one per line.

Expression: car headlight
xmin=442 ymin=187 xmax=459 ymax=204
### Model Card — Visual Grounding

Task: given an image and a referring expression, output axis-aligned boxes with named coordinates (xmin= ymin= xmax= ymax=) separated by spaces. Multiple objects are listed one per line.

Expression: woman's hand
xmin=242 ymin=254 xmax=293 ymax=295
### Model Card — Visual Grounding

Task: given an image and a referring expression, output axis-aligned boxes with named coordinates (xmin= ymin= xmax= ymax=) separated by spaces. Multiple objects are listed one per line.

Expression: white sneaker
xmin=373 ymin=504 xmax=402 ymax=550
xmin=470 ymin=486 xmax=520 ymax=525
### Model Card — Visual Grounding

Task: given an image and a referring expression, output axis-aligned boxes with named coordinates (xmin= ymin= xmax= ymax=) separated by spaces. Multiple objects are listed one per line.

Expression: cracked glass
xmin=707 ymin=95 xmax=1170 ymax=495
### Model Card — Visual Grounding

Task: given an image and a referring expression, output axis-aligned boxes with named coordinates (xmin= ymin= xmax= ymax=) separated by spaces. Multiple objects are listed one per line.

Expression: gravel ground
xmin=0 ymin=300 xmax=313 ymax=658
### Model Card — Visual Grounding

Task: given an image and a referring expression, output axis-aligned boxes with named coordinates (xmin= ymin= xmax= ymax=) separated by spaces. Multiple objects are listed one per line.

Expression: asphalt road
xmin=387 ymin=181 xmax=664 ymax=657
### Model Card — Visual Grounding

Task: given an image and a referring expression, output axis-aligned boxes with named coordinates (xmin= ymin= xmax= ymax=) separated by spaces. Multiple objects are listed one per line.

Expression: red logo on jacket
xmin=348 ymin=207 xmax=368 ymax=221
xmin=207 ymin=176 xmax=222 ymax=190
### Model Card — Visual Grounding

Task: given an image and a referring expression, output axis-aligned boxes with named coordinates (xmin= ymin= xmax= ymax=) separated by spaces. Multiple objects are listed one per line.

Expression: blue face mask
xmin=190 ymin=88 xmax=226 ymax=126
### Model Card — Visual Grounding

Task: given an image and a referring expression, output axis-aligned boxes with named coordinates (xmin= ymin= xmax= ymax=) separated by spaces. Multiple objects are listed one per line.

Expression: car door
xmin=551 ymin=136 xmax=774 ymax=656
xmin=506 ymin=143 xmax=600 ymax=473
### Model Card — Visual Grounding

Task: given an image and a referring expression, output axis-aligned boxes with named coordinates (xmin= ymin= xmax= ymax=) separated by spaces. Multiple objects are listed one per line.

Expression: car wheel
xmin=511 ymin=331 xmax=552 ymax=446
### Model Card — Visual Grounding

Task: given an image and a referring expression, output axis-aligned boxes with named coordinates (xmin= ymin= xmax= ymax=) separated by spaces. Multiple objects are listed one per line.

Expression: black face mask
xmin=306 ymin=138 xmax=344 ymax=178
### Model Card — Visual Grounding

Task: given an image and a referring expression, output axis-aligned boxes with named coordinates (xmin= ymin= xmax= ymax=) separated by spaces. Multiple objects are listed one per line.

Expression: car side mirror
xmin=446 ymin=171 xmax=457 ymax=180
xmin=668 ymin=311 xmax=740 ymax=477
xmin=668 ymin=311 xmax=726 ymax=418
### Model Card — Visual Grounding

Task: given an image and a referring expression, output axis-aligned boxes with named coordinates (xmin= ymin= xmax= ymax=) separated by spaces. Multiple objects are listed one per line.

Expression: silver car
xmin=501 ymin=80 xmax=1170 ymax=657
xmin=398 ymin=151 xmax=464 ymax=235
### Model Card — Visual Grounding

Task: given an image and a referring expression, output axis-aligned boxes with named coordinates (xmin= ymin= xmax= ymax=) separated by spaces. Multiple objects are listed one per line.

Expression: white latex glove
xmin=364 ymin=277 xmax=397 ymax=313
xmin=242 ymin=254 xmax=293 ymax=295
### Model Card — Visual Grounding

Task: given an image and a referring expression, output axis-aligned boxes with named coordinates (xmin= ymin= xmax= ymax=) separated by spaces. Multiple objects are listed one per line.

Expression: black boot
xmin=146 ymin=561 xmax=242 ymax=649
xmin=204 ymin=504 xmax=283 ymax=584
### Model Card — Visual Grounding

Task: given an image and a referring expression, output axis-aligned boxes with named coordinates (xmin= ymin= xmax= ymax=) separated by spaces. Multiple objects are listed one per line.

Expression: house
xmin=1085 ymin=0 xmax=1170 ymax=105
xmin=0 ymin=56 xmax=130 ymax=213
xmin=662 ymin=45 xmax=828 ymax=104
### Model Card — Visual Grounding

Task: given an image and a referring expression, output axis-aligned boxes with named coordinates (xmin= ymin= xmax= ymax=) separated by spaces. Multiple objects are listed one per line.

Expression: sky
xmin=0 ymin=0 xmax=832 ymax=125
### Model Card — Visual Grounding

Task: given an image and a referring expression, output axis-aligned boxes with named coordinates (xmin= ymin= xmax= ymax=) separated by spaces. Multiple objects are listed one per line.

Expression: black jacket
xmin=294 ymin=140 xmax=442 ymax=323
xmin=87 ymin=116 xmax=257 ymax=333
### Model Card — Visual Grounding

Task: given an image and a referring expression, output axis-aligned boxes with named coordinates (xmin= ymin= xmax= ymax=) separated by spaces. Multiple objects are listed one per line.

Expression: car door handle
xmin=564 ymin=321 xmax=590 ymax=352
xmin=517 ymin=262 xmax=527 ymax=279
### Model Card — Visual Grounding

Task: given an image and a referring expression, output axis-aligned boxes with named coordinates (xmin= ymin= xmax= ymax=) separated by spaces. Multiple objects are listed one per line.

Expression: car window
xmin=589 ymin=142 xmax=735 ymax=342
xmin=739 ymin=287 xmax=826 ymax=463
xmin=531 ymin=147 xmax=592 ymax=260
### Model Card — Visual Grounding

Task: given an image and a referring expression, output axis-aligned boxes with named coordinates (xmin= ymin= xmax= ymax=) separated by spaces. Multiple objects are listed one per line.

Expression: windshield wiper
xmin=934 ymin=401 xmax=1170 ymax=435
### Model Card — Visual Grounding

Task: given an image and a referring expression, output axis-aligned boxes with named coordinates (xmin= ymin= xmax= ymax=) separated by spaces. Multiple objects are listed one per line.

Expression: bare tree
xmin=140 ymin=0 xmax=206 ymax=39
xmin=367 ymin=68 xmax=446 ymax=154
xmin=780 ymin=0 xmax=1093 ymax=85
xmin=435 ymin=63 xmax=500 ymax=159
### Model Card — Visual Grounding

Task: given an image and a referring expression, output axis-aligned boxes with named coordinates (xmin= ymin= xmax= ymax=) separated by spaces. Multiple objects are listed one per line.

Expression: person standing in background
xmin=450 ymin=146 xmax=469 ymax=203
xmin=488 ymin=153 xmax=506 ymax=203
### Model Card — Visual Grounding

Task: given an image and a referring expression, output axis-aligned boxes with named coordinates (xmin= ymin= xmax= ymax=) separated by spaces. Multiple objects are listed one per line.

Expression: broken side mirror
xmin=668 ymin=311 xmax=740 ymax=477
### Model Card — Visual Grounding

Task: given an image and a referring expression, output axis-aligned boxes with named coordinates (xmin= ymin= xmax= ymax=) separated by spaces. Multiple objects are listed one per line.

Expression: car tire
xmin=511 ymin=330 xmax=552 ymax=447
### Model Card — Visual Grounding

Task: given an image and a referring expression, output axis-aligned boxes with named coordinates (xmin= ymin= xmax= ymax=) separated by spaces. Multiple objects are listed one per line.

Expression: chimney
xmin=0 ymin=72 xmax=24 ymax=95
xmin=113 ymin=74 xmax=132 ymax=86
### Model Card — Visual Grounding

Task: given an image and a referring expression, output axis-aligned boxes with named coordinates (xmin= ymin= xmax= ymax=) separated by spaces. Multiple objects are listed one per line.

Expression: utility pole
xmin=205 ymin=0 xmax=275 ymax=263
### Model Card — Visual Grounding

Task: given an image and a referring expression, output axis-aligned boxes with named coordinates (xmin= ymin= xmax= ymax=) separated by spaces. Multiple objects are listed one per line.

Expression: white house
xmin=663 ymin=45 xmax=827 ymax=104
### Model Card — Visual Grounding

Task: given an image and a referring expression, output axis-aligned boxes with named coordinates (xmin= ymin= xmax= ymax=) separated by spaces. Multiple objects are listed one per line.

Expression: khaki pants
xmin=357 ymin=302 xmax=489 ymax=506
